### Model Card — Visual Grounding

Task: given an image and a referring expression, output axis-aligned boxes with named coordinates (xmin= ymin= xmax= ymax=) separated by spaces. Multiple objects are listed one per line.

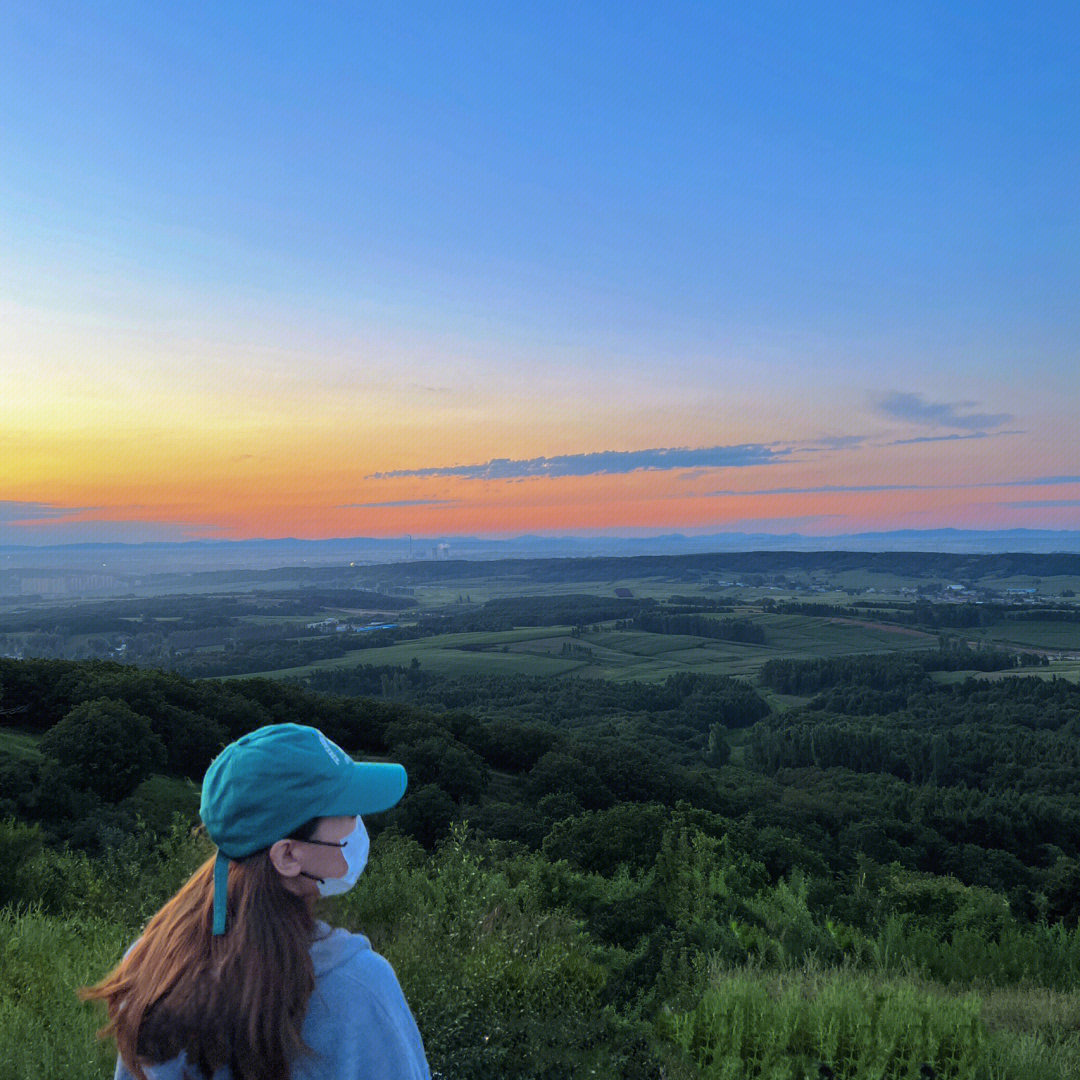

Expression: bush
xmin=333 ymin=827 xmax=639 ymax=1080
xmin=0 ymin=817 xmax=44 ymax=907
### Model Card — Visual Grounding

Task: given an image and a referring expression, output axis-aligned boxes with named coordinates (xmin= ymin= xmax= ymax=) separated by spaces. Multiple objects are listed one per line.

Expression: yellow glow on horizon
xmin=6 ymin=295 xmax=1078 ymax=541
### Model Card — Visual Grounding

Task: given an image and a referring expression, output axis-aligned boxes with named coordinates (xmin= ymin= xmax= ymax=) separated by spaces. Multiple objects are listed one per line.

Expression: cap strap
xmin=212 ymin=850 xmax=230 ymax=936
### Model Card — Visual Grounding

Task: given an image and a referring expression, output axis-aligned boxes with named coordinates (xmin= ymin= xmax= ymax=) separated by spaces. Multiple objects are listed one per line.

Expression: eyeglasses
xmin=297 ymin=837 xmax=346 ymax=849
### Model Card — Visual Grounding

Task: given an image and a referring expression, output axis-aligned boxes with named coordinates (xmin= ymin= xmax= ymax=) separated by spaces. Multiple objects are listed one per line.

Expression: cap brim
xmin=330 ymin=761 xmax=407 ymax=816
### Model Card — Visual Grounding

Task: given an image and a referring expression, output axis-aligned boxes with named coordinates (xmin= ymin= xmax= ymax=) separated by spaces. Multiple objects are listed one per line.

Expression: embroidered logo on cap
xmin=316 ymin=730 xmax=348 ymax=765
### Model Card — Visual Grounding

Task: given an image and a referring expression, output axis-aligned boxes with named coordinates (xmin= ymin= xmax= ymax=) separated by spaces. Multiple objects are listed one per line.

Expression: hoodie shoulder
xmin=310 ymin=923 xmax=405 ymax=1007
xmin=303 ymin=929 xmax=430 ymax=1080
xmin=309 ymin=920 xmax=373 ymax=977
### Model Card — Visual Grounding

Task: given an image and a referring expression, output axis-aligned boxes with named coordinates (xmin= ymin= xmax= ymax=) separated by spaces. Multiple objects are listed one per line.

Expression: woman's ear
xmin=268 ymin=839 xmax=303 ymax=878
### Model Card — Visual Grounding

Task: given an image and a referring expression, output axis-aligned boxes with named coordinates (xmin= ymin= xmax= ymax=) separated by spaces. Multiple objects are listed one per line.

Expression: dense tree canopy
xmin=39 ymin=698 xmax=166 ymax=802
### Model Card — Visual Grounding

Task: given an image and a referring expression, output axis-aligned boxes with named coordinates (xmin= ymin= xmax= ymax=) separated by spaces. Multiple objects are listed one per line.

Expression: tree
xmin=705 ymin=723 xmax=731 ymax=767
xmin=39 ymin=697 xmax=166 ymax=802
xmin=527 ymin=751 xmax=613 ymax=810
xmin=389 ymin=783 xmax=457 ymax=848
xmin=542 ymin=803 xmax=669 ymax=875
xmin=396 ymin=736 xmax=489 ymax=802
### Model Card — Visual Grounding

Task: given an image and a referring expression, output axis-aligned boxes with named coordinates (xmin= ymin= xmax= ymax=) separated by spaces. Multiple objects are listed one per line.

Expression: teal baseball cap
xmin=200 ymin=723 xmax=407 ymax=934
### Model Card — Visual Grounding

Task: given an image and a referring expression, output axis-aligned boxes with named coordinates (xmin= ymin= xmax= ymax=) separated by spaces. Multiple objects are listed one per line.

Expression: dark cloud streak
xmin=368 ymin=444 xmax=789 ymax=481
xmin=796 ymin=435 xmax=868 ymax=451
xmin=0 ymin=501 xmax=99 ymax=523
xmin=888 ymin=430 xmax=1022 ymax=446
xmin=1012 ymin=476 xmax=1080 ymax=487
xmin=706 ymin=474 xmax=1080 ymax=499
xmin=1002 ymin=499 xmax=1080 ymax=509
xmin=709 ymin=483 xmax=927 ymax=497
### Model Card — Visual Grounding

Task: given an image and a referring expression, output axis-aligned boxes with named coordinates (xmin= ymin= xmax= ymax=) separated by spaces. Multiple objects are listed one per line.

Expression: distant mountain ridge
xmin=3 ymin=527 xmax=1080 ymax=558
xmin=3 ymin=528 xmax=1080 ymax=585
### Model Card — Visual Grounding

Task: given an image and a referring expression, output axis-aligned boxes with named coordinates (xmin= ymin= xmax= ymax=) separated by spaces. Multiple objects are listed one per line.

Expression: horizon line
xmin=5 ymin=525 xmax=1080 ymax=553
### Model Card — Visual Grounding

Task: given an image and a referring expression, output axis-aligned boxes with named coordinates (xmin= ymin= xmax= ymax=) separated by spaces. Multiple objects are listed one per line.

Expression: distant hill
xmin=3 ymin=527 xmax=1080 ymax=576
xmin=4 ymin=543 xmax=1080 ymax=603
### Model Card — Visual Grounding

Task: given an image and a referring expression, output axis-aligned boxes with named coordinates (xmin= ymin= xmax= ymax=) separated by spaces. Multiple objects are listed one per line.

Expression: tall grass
xmin=0 ymin=910 xmax=125 ymax=1080
xmin=664 ymin=965 xmax=1080 ymax=1080
xmin=871 ymin=918 xmax=1080 ymax=991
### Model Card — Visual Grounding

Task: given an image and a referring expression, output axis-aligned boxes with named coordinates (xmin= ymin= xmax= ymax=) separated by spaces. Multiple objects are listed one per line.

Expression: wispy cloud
xmin=797 ymin=435 xmax=868 ymax=451
xmin=707 ymin=474 xmax=1080 ymax=499
xmin=1009 ymin=475 xmax=1080 ymax=487
xmin=368 ymin=444 xmax=789 ymax=480
xmin=0 ymin=501 xmax=98 ymax=523
xmin=341 ymin=499 xmax=458 ymax=508
xmin=878 ymin=392 xmax=1012 ymax=431
xmin=887 ymin=430 xmax=1022 ymax=446
xmin=709 ymin=483 xmax=927 ymax=497
xmin=1002 ymin=499 xmax=1080 ymax=509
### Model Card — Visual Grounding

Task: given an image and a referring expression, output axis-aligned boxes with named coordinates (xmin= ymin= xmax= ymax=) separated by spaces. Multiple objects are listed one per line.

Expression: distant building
xmin=18 ymin=573 xmax=122 ymax=596
xmin=614 ymin=587 xmax=633 ymax=598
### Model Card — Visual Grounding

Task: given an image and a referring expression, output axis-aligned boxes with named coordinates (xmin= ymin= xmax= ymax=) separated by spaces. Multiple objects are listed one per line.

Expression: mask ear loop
xmin=294 ymin=835 xmax=345 ymax=885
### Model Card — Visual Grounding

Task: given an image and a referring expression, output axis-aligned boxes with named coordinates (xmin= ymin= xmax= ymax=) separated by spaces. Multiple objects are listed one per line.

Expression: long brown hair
xmin=81 ymin=828 xmax=320 ymax=1080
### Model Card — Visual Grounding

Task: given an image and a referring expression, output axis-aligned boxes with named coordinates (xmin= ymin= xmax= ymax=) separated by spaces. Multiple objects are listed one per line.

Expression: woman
xmin=81 ymin=723 xmax=430 ymax=1080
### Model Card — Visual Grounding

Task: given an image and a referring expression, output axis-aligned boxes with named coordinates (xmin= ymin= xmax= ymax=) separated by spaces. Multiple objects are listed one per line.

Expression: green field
xmin=931 ymin=660 xmax=1080 ymax=685
xmin=230 ymin=610 xmax=944 ymax=683
xmin=968 ymin=619 xmax=1080 ymax=652
xmin=11 ymin=565 xmax=1078 ymax=689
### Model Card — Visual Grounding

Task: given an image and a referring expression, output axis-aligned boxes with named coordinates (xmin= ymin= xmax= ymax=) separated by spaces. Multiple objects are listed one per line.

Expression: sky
xmin=3 ymin=1 xmax=1079 ymax=545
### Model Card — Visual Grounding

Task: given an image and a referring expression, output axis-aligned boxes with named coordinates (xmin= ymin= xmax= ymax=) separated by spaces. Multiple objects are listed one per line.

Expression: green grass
xmin=0 ymin=910 xmax=128 ymax=1080
xmin=752 ymin=612 xmax=935 ymax=651
xmin=666 ymin=965 xmax=1080 ymax=1080
xmin=8 ymin=829 xmax=1080 ymax=1079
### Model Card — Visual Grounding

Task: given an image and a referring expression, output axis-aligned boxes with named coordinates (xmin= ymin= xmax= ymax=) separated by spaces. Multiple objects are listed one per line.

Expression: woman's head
xmin=270 ymin=814 xmax=369 ymax=898
xmin=199 ymin=724 xmax=406 ymax=933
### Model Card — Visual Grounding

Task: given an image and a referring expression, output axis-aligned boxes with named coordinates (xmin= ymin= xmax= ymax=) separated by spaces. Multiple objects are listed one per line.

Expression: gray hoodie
xmin=114 ymin=922 xmax=430 ymax=1080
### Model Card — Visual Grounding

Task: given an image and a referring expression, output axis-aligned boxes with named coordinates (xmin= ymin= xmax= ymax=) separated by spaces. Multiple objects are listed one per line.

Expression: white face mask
xmin=302 ymin=818 xmax=369 ymax=897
